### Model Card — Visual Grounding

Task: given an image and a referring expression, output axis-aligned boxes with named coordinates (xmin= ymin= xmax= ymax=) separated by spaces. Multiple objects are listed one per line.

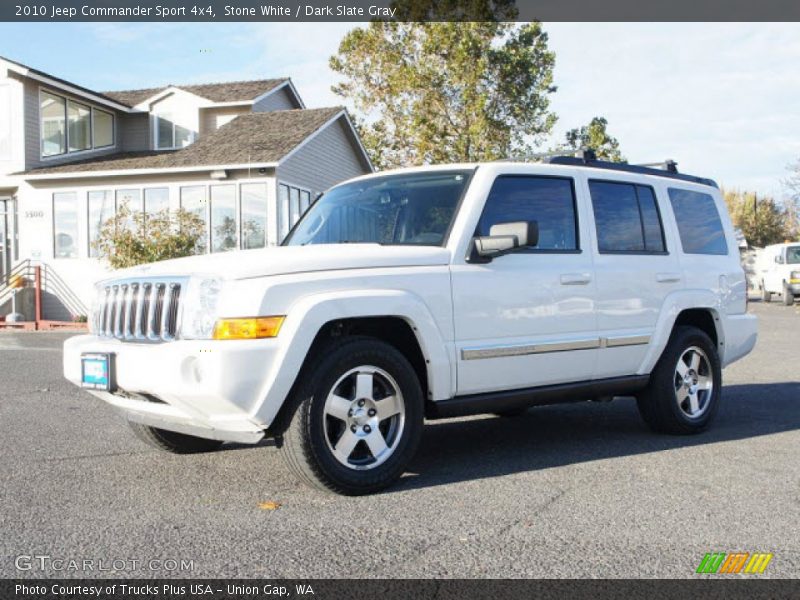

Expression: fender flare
xmin=251 ymin=289 xmax=453 ymax=427
xmin=638 ymin=289 xmax=724 ymax=375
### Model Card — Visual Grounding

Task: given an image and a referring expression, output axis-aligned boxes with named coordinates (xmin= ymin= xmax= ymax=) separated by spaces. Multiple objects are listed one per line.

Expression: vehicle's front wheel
xmin=281 ymin=337 xmax=424 ymax=495
xmin=128 ymin=421 xmax=224 ymax=453
xmin=636 ymin=326 xmax=721 ymax=435
xmin=783 ymin=283 xmax=795 ymax=306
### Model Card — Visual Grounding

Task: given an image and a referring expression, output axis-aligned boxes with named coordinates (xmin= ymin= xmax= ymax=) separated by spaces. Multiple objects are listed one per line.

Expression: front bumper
xmin=63 ymin=335 xmax=281 ymax=443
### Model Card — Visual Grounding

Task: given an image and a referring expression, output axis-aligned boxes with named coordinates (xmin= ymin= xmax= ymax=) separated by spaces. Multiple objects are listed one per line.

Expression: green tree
xmin=562 ymin=117 xmax=625 ymax=162
xmin=330 ymin=17 xmax=557 ymax=169
xmin=782 ymin=159 xmax=800 ymax=240
xmin=723 ymin=189 xmax=789 ymax=248
xmin=93 ymin=203 xmax=205 ymax=269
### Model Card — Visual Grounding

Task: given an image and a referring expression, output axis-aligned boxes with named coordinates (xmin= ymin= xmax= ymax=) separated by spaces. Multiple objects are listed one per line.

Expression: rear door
xmin=583 ymin=176 xmax=681 ymax=378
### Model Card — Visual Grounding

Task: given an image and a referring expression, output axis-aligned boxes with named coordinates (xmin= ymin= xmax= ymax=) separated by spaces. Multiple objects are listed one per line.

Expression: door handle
xmin=656 ymin=272 xmax=682 ymax=283
xmin=560 ymin=273 xmax=592 ymax=285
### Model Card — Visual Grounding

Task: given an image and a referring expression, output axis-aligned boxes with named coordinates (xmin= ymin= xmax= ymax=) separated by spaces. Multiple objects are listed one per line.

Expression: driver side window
xmin=476 ymin=175 xmax=579 ymax=251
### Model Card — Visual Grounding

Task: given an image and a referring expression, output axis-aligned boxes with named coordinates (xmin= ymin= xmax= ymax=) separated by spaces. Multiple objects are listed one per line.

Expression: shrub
xmin=92 ymin=203 xmax=205 ymax=269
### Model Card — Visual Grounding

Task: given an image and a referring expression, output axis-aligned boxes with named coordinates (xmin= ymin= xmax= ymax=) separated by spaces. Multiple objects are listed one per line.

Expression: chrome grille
xmin=94 ymin=278 xmax=186 ymax=342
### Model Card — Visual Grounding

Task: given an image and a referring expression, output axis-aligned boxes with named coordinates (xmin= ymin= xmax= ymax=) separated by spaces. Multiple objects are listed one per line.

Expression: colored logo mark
xmin=696 ymin=552 xmax=773 ymax=574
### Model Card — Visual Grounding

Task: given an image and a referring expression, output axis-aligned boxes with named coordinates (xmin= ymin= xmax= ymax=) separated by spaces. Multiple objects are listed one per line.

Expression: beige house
xmin=0 ymin=55 xmax=372 ymax=320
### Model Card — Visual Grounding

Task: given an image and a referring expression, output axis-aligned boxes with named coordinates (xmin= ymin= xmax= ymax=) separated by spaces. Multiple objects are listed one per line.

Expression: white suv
xmin=63 ymin=155 xmax=758 ymax=495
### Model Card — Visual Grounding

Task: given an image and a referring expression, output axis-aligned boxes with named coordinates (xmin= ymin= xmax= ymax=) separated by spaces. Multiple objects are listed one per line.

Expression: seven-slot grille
xmin=94 ymin=279 xmax=184 ymax=342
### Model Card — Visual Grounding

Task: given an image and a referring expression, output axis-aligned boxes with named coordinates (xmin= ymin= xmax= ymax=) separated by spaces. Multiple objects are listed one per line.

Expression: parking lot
xmin=1 ymin=300 xmax=798 ymax=579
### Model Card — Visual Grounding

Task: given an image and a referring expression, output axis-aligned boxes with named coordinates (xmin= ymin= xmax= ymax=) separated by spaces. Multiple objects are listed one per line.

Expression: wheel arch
xmin=638 ymin=291 xmax=725 ymax=375
xmin=254 ymin=289 xmax=453 ymax=432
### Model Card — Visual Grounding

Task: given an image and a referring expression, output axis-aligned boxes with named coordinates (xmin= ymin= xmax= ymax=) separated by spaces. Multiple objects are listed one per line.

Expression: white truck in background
xmin=757 ymin=243 xmax=800 ymax=305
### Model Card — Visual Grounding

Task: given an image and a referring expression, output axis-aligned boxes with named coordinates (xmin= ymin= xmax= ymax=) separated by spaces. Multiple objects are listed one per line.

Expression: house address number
xmin=24 ymin=210 xmax=44 ymax=219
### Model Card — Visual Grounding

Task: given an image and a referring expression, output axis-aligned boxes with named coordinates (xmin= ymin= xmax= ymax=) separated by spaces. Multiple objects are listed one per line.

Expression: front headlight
xmin=180 ymin=276 xmax=223 ymax=339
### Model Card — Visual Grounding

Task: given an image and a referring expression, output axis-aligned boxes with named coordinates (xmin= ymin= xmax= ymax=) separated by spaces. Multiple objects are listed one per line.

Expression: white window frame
xmin=39 ymin=88 xmax=116 ymax=159
xmin=278 ymin=181 xmax=313 ymax=242
xmin=153 ymin=114 xmax=196 ymax=150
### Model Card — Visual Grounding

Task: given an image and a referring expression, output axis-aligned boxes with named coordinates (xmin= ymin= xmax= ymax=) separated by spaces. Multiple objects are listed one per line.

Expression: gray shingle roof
xmin=23 ymin=107 xmax=345 ymax=176
xmin=103 ymin=79 xmax=289 ymax=107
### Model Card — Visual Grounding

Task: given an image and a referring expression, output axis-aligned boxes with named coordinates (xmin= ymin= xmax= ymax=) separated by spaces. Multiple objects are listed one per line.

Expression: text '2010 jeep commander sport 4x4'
xmin=64 ymin=155 xmax=758 ymax=495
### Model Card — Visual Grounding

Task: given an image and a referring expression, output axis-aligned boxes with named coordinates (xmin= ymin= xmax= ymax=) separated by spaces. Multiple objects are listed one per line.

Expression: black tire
xmin=761 ymin=283 xmax=771 ymax=303
xmin=783 ymin=283 xmax=795 ymax=306
xmin=128 ymin=421 xmax=224 ymax=454
xmin=636 ymin=326 xmax=722 ymax=435
xmin=281 ymin=336 xmax=424 ymax=495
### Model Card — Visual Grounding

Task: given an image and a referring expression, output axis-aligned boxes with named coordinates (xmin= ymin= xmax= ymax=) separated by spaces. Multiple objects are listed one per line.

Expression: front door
xmin=451 ymin=174 xmax=598 ymax=396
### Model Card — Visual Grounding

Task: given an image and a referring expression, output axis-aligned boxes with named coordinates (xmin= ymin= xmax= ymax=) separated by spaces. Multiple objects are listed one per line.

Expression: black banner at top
xmin=3 ymin=0 xmax=800 ymax=22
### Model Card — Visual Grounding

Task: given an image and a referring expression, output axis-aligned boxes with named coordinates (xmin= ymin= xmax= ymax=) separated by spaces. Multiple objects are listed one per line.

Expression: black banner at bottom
xmin=3 ymin=579 xmax=799 ymax=600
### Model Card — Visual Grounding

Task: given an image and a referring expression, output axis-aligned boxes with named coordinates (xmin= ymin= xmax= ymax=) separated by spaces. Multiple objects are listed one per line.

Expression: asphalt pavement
xmin=0 ymin=300 xmax=798 ymax=578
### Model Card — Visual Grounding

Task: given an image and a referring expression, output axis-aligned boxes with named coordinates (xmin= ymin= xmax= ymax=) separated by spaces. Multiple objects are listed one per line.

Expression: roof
xmin=22 ymin=107 xmax=347 ymax=177
xmin=0 ymin=55 xmax=134 ymax=111
xmin=546 ymin=155 xmax=718 ymax=188
xmin=103 ymin=79 xmax=289 ymax=107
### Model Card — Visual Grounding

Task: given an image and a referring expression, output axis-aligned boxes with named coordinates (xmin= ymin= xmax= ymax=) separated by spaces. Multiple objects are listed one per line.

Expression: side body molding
xmin=251 ymin=289 xmax=454 ymax=427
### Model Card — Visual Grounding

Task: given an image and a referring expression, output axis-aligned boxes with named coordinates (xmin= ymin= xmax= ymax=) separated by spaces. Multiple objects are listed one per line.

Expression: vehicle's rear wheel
xmin=783 ymin=283 xmax=795 ymax=306
xmin=280 ymin=337 xmax=424 ymax=495
xmin=761 ymin=282 xmax=771 ymax=303
xmin=128 ymin=421 xmax=224 ymax=453
xmin=636 ymin=326 xmax=721 ymax=435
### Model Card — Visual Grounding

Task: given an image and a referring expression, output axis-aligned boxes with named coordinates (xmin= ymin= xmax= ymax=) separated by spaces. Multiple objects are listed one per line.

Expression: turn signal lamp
xmin=212 ymin=316 xmax=285 ymax=340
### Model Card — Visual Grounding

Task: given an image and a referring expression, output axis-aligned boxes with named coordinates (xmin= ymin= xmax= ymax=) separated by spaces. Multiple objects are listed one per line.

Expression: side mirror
xmin=471 ymin=221 xmax=539 ymax=261
xmin=776 ymin=255 xmax=784 ymax=264
xmin=489 ymin=221 xmax=539 ymax=248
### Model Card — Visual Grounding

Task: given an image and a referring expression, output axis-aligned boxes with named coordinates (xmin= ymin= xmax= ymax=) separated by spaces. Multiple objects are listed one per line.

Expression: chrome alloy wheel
xmin=674 ymin=346 xmax=714 ymax=419
xmin=323 ymin=366 xmax=406 ymax=470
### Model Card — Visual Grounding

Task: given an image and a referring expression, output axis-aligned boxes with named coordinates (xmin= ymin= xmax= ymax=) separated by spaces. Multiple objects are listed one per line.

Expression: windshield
xmin=284 ymin=170 xmax=472 ymax=247
xmin=787 ymin=246 xmax=800 ymax=264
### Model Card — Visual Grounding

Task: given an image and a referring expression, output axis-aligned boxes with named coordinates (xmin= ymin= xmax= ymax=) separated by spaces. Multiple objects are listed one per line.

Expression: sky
xmin=1 ymin=21 xmax=798 ymax=198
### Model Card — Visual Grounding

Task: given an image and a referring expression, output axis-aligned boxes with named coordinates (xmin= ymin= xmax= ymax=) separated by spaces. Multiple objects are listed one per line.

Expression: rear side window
xmin=668 ymin=188 xmax=728 ymax=255
xmin=589 ymin=181 xmax=666 ymax=253
xmin=477 ymin=176 xmax=578 ymax=251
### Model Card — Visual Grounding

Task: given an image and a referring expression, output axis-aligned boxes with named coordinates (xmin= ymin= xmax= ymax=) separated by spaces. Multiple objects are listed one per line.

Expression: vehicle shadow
xmin=393 ymin=382 xmax=800 ymax=492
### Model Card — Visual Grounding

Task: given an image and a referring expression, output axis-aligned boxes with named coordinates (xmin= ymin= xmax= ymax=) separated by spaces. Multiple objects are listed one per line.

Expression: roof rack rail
xmin=544 ymin=151 xmax=717 ymax=188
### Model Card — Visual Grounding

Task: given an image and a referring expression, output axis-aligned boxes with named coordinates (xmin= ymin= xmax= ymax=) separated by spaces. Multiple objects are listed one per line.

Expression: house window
xmin=241 ymin=183 xmax=268 ymax=250
xmin=144 ymin=188 xmax=169 ymax=215
xmin=53 ymin=192 xmax=78 ymax=258
xmin=93 ymin=109 xmax=114 ymax=148
xmin=278 ymin=183 xmax=312 ymax=241
xmin=155 ymin=114 xmax=194 ymax=150
xmin=180 ymin=186 xmax=208 ymax=254
xmin=116 ymin=189 xmax=141 ymax=231
xmin=40 ymin=89 xmax=115 ymax=158
xmin=87 ymin=190 xmax=114 ymax=257
xmin=67 ymin=100 xmax=91 ymax=152
xmin=210 ymin=185 xmax=236 ymax=253
xmin=41 ymin=91 xmax=66 ymax=157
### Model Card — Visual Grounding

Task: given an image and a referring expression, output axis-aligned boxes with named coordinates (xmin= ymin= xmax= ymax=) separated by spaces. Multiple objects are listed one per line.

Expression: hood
xmin=105 ymin=244 xmax=452 ymax=282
